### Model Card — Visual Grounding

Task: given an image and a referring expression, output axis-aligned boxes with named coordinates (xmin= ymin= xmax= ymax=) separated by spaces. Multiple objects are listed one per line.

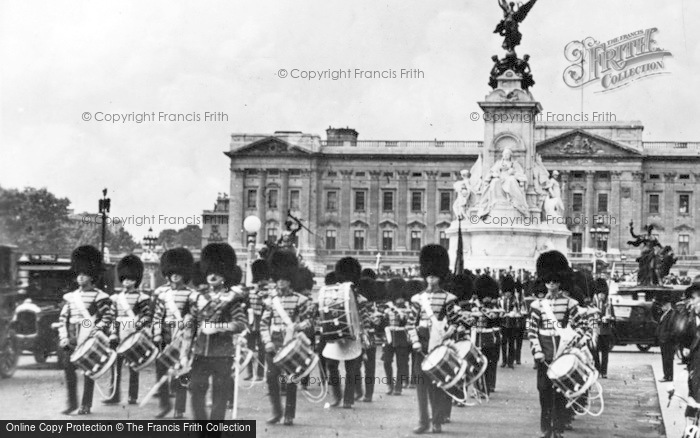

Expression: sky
xmin=1 ymin=0 xmax=698 ymax=241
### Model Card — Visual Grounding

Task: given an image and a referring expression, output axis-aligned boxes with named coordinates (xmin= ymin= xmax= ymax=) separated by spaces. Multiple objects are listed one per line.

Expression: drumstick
xmin=140 ymin=374 xmax=169 ymax=408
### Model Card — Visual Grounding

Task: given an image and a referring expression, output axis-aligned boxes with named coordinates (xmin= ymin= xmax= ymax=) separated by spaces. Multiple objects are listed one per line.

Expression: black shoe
xmin=77 ymin=406 xmax=90 ymax=415
xmin=563 ymin=423 xmax=573 ymax=431
xmin=102 ymin=397 xmax=120 ymax=405
xmin=128 ymin=398 xmax=137 ymax=405
xmin=658 ymin=378 xmax=672 ymax=382
xmin=266 ymin=414 xmax=282 ymax=424
xmin=174 ymin=411 xmax=184 ymax=419
xmin=362 ymin=396 xmax=372 ymax=402
xmin=386 ymin=388 xmax=394 ymax=395
xmin=342 ymin=403 xmax=353 ymax=409
xmin=329 ymin=398 xmax=341 ymax=408
xmin=355 ymin=392 xmax=363 ymax=401
xmin=500 ymin=362 xmax=507 ymax=368
xmin=155 ymin=402 xmax=172 ymax=419
xmin=61 ymin=404 xmax=78 ymax=415
xmin=443 ymin=418 xmax=450 ymax=424
xmin=533 ymin=364 xmax=538 ymax=370
xmin=432 ymin=423 xmax=442 ymax=433
xmin=393 ymin=391 xmax=402 ymax=396
xmin=601 ymin=374 xmax=607 ymax=379
xmin=413 ymin=424 xmax=430 ymax=434
xmin=516 ymin=360 xmax=521 ymax=365
xmin=283 ymin=417 xmax=294 ymax=426
xmin=508 ymin=364 xmax=515 ymax=369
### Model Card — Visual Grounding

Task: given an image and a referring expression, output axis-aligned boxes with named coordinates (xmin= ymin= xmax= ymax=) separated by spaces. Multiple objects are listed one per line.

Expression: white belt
xmin=68 ymin=317 xmax=89 ymax=325
xmin=538 ymin=329 xmax=559 ymax=336
xmin=475 ymin=328 xmax=499 ymax=333
xmin=418 ymin=321 xmax=432 ymax=328
xmin=388 ymin=327 xmax=407 ymax=331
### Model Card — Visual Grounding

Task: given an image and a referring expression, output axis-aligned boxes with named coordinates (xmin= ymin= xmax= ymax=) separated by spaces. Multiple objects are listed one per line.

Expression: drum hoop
xmin=291 ymin=354 xmax=319 ymax=383
xmin=548 ymin=354 xmax=578 ymax=378
xmin=565 ymin=369 xmax=599 ymax=399
xmin=273 ymin=339 xmax=300 ymax=364
xmin=116 ymin=331 xmax=143 ymax=354
xmin=129 ymin=345 xmax=160 ymax=372
xmin=463 ymin=354 xmax=488 ymax=387
xmin=421 ymin=345 xmax=449 ymax=371
xmin=85 ymin=350 xmax=117 ymax=380
xmin=442 ymin=360 xmax=468 ymax=389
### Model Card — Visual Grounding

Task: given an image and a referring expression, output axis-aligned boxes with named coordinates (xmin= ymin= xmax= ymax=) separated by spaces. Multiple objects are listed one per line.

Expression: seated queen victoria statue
xmin=476 ymin=147 xmax=529 ymax=219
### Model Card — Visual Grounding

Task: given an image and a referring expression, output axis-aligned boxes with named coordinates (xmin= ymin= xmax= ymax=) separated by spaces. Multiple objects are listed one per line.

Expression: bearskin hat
xmin=474 ymin=274 xmax=499 ymax=300
xmin=160 ymin=247 xmax=194 ymax=283
xmin=536 ymin=250 xmax=572 ymax=284
xmin=292 ymin=267 xmax=315 ymax=293
xmin=500 ymin=274 xmax=516 ymax=293
xmin=452 ymin=273 xmax=474 ymax=302
xmin=361 ymin=268 xmax=377 ymax=280
xmin=201 ymin=243 xmax=238 ymax=287
xmin=387 ymin=277 xmax=406 ymax=301
xmin=324 ymin=271 xmax=337 ymax=286
xmin=251 ymin=259 xmax=270 ymax=284
xmin=191 ymin=261 xmax=207 ymax=289
xmin=592 ymin=278 xmax=609 ymax=296
xmin=406 ymin=278 xmax=426 ymax=298
xmin=117 ymin=254 xmax=144 ymax=287
xmin=335 ymin=257 xmax=362 ymax=284
xmin=529 ymin=278 xmax=547 ymax=297
xmin=568 ymin=285 xmax=587 ymax=306
xmin=357 ymin=277 xmax=376 ymax=301
xmin=374 ymin=280 xmax=387 ymax=302
xmin=419 ymin=244 xmax=450 ymax=279
xmin=270 ymin=250 xmax=299 ymax=282
xmin=685 ymin=284 xmax=700 ymax=300
xmin=71 ymin=245 xmax=103 ymax=281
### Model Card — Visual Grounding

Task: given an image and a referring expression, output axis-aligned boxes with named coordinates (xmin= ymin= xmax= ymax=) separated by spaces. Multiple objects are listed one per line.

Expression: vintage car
xmin=609 ymin=285 xmax=684 ymax=351
xmin=0 ymin=244 xmax=20 ymax=378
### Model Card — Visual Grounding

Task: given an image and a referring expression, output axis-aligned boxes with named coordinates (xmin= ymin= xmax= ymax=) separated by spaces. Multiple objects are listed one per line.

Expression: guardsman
xmin=58 ymin=246 xmax=115 ymax=415
xmin=527 ymin=251 xmax=582 ymax=438
xmin=472 ymin=274 xmax=504 ymax=394
xmin=103 ymin=254 xmax=152 ymax=405
xmin=592 ymin=278 xmax=614 ymax=378
xmin=152 ymin=247 xmax=195 ymax=418
xmin=245 ymin=259 xmax=270 ymax=381
xmin=499 ymin=275 xmax=518 ymax=369
xmin=356 ymin=274 xmax=379 ymax=402
xmin=187 ymin=243 xmax=248 ymax=420
xmin=262 ymin=250 xmax=314 ymax=425
xmin=407 ymin=245 xmax=462 ymax=434
xmin=382 ymin=277 xmax=412 ymax=396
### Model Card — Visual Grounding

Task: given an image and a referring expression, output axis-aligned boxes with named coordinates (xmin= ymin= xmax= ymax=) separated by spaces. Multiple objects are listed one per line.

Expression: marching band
xmin=54 ymin=243 xmax=608 ymax=438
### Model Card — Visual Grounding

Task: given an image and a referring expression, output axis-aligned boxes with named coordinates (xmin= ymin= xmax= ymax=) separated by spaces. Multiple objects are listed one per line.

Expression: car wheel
xmin=0 ymin=335 xmax=19 ymax=378
xmin=33 ymin=350 xmax=48 ymax=364
xmin=637 ymin=344 xmax=652 ymax=352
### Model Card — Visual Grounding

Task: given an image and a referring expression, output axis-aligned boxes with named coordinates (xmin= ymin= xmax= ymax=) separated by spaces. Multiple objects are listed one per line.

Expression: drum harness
xmin=70 ymin=291 xmax=118 ymax=400
xmin=269 ymin=290 xmax=327 ymax=403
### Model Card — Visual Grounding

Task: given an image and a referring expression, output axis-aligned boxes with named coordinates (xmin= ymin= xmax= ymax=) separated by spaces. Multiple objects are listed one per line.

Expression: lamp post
xmin=620 ymin=254 xmax=627 ymax=276
xmin=98 ymin=188 xmax=111 ymax=262
xmin=142 ymin=227 xmax=159 ymax=291
xmin=243 ymin=215 xmax=262 ymax=286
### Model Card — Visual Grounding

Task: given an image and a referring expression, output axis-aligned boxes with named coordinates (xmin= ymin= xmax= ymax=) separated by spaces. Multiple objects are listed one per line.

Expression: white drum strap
xmin=118 ymin=292 xmax=137 ymax=320
xmin=271 ymin=295 xmax=294 ymax=328
xmin=421 ymin=294 xmax=439 ymax=325
xmin=166 ymin=292 xmax=183 ymax=321
xmin=72 ymin=291 xmax=92 ymax=320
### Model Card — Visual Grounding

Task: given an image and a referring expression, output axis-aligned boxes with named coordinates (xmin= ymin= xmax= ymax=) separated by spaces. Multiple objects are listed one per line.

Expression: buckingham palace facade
xmin=202 ymin=124 xmax=700 ymax=275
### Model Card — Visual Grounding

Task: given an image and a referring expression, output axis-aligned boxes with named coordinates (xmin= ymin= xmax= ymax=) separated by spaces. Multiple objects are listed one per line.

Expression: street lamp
xmin=98 ymin=188 xmax=111 ymax=262
xmin=243 ymin=215 xmax=262 ymax=286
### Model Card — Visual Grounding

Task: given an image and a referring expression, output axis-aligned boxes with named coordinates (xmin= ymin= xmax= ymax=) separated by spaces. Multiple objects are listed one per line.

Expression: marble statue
xmin=452 ymin=169 xmax=474 ymax=220
xmin=476 ymin=148 xmax=529 ymax=218
xmin=542 ymin=170 xmax=565 ymax=219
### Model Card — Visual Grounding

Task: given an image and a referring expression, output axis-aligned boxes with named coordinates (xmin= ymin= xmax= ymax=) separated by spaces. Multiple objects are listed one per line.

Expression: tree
xmin=69 ymin=214 xmax=138 ymax=254
xmin=0 ymin=186 xmax=74 ymax=253
xmin=157 ymin=226 xmax=202 ymax=250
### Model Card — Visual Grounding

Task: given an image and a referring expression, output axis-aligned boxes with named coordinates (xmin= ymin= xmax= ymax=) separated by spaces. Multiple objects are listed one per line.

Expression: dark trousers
xmin=327 ymin=356 xmax=360 ymax=406
xmin=514 ymin=327 xmax=525 ymax=363
xmin=482 ymin=343 xmax=500 ymax=392
xmin=660 ymin=342 xmax=675 ymax=380
xmin=537 ymin=361 xmax=567 ymax=434
xmin=501 ymin=327 xmax=517 ymax=366
xmin=64 ymin=355 xmax=95 ymax=408
xmin=382 ymin=344 xmax=410 ymax=392
xmin=156 ymin=357 xmax=187 ymax=413
xmin=190 ymin=355 xmax=234 ymax=420
xmin=410 ymin=350 xmax=419 ymax=386
xmin=111 ymin=356 xmax=139 ymax=401
xmin=415 ymin=328 xmax=450 ymax=426
xmin=597 ymin=334 xmax=612 ymax=376
xmin=357 ymin=346 xmax=376 ymax=399
xmin=266 ymin=352 xmax=297 ymax=419
xmin=246 ymin=331 xmax=265 ymax=378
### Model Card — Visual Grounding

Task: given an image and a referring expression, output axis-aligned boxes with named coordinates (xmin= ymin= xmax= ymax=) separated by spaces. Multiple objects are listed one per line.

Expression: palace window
xmin=680 ymin=174 xmax=690 ymax=180
xmin=648 ymin=194 xmax=660 ymax=214
xmin=572 ymin=193 xmax=583 ymax=212
xmin=440 ymin=191 xmax=452 ymax=212
xmin=327 ymin=171 xmax=338 ymax=177
xmin=245 ymin=169 xmax=258 ymax=176
xmin=412 ymin=172 xmax=423 ymax=178
xmin=439 ymin=230 xmax=449 ymax=249
xmin=325 ymin=230 xmax=337 ymax=250
xmin=679 ymin=194 xmax=690 ymax=214
xmin=326 ymin=191 xmax=338 ymax=211
xmin=268 ymin=169 xmax=279 ymax=176
xmin=440 ymin=172 xmax=452 ymax=178
xmin=289 ymin=169 xmax=301 ymax=176
xmin=411 ymin=191 xmax=423 ymax=212
xmin=247 ymin=189 xmax=257 ymax=209
xmin=595 ymin=234 xmax=608 ymax=252
xmin=410 ymin=231 xmax=422 ymax=251
xmin=354 ymin=190 xmax=366 ymax=212
xmin=382 ymin=230 xmax=394 ymax=251
xmin=383 ymin=172 xmax=394 ymax=179
xmin=289 ymin=190 xmax=300 ymax=210
xmin=383 ymin=191 xmax=394 ymax=212
xmin=679 ymin=234 xmax=690 ymax=256
xmin=571 ymin=233 xmax=583 ymax=253
xmin=597 ymin=193 xmax=608 ymax=213
xmin=267 ymin=227 xmax=278 ymax=243
xmin=649 ymin=174 xmax=660 ymax=180
xmin=268 ymin=189 xmax=278 ymax=209
xmin=353 ymin=230 xmax=365 ymax=250
xmin=596 ymin=171 xmax=610 ymax=181
xmin=355 ymin=171 xmax=366 ymax=177
xmin=571 ymin=171 xmax=584 ymax=180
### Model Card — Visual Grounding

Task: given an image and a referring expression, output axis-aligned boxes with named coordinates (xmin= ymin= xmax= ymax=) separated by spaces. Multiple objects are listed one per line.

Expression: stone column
xmin=695 ymin=172 xmax=700 ymax=255
xmin=583 ymin=170 xmax=595 ymax=249
xmin=631 ymin=171 xmax=644 ymax=241
xmin=256 ymin=170 xmax=267 ymax=245
xmin=300 ymin=169 xmax=311 ymax=251
xmin=369 ymin=171 xmax=382 ymax=250
xmin=560 ymin=171 xmax=569 ymax=219
xmin=426 ymin=171 xmax=439 ymax=243
xmin=663 ymin=172 xmax=676 ymax=242
xmin=340 ymin=170 xmax=353 ymax=249
xmin=229 ymin=168 xmax=245 ymax=249
xmin=610 ymin=171 xmax=622 ymax=251
xmin=280 ymin=168 xmax=290 ymax=221
xmin=397 ymin=171 xmax=410 ymax=251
